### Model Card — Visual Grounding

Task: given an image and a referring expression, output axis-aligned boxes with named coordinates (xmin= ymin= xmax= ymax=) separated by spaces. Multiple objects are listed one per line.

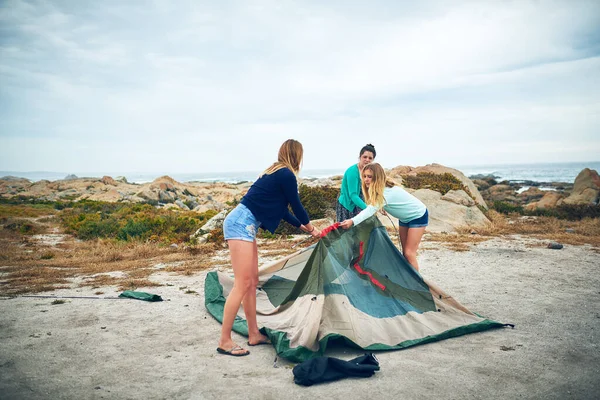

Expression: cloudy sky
xmin=1 ymin=0 xmax=599 ymax=174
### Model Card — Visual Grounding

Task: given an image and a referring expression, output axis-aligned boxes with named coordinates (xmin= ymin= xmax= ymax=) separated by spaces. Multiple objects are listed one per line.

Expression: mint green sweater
xmin=338 ymin=164 xmax=367 ymax=211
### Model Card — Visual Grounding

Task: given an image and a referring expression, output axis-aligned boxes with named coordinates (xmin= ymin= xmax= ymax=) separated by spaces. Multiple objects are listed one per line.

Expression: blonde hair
xmin=262 ymin=139 xmax=303 ymax=176
xmin=362 ymin=163 xmax=396 ymax=207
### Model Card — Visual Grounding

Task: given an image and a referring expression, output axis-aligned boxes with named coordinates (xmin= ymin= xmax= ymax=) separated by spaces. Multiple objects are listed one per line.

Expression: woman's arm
xmin=351 ymin=205 xmax=379 ymax=226
xmin=281 ymin=173 xmax=309 ymax=224
xmin=280 ymin=171 xmax=321 ymax=237
xmin=346 ymin=167 xmax=367 ymax=209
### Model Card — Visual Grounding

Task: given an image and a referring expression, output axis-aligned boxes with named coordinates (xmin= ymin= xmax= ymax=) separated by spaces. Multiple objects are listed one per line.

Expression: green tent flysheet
xmin=205 ymin=216 xmax=508 ymax=362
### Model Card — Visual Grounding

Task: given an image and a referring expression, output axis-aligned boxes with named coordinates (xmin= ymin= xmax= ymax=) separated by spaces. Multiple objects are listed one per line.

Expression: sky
xmin=1 ymin=0 xmax=599 ymax=174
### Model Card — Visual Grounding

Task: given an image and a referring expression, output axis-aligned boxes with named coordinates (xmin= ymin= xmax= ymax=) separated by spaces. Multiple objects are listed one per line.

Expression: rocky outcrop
xmin=388 ymin=163 xmax=488 ymax=209
xmin=441 ymin=190 xmax=476 ymax=207
xmin=472 ymin=168 xmax=598 ymax=210
xmin=413 ymin=189 xmax=489 ymax=233
xmin=378 ymin=188 xmax=490 ymax=233
xmin=0 ymin=175 xmax=249 ymax=212
xmin=524 ymin=191 xmax=564 ymax=210
xmin=101 ymin=176 xmax=117 ymax=186
xmin=562 ymin=168 xmax=600 ymax=205
xmin=190 ymin=210 xmax=229 ymax=243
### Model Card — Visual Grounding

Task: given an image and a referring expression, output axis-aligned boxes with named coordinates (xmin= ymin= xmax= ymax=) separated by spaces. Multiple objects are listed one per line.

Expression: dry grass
xmin=0 ymin=204 xmax=57 ymax=218
xmin=2 ymin=207 xmax=599 ymax=295
xmin=426 ymin=210 xmax=600 ymax=251
xmin=0 ymin=221 xmax=222 ymax=295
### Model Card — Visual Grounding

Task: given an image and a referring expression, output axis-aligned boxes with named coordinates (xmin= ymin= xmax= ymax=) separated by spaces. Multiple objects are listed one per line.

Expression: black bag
xmin=292 ymin=353 xmax=380 ymax=386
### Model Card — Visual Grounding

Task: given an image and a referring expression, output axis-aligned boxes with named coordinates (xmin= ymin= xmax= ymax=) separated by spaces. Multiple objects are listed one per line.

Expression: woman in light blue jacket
xmin=340 ymin=162 xmax=428 ymax=271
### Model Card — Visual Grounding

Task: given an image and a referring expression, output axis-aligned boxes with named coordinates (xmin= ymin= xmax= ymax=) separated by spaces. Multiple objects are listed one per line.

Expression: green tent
xmin=205 ymin=216 xmax=508 ymax=362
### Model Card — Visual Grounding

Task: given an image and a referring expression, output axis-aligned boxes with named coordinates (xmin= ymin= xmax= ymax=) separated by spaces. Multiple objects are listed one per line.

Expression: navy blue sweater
xmin=240 ymin=168 xmax=310 ymax=233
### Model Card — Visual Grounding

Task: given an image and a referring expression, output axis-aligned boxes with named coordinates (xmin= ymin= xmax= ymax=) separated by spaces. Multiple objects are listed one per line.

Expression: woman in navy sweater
xmin=217 ymin=139 xmax=321 ymax=357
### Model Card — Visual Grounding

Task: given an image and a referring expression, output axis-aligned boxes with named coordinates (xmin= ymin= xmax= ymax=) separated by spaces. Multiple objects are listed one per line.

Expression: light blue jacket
xmin=352 ymin=186 xmax=427 ymax=225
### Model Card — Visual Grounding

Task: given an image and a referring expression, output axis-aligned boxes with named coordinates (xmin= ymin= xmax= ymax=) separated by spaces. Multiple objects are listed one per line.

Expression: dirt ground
xmin=1 ymin=236 xmax=599 ymax=400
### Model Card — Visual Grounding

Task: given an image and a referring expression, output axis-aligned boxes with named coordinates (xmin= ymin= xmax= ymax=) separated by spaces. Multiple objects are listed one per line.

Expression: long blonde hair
xmin=262 ymin=139 xmax=303 ymax=176
xmin=362 ymin=163 xmax=397 ymax=207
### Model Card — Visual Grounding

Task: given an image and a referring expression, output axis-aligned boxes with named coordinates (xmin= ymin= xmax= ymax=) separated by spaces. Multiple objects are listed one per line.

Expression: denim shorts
xmin=223 ymin=203 xmax=261 ymax=242
xmin=399 ymin=209 xmax=429 ymax=228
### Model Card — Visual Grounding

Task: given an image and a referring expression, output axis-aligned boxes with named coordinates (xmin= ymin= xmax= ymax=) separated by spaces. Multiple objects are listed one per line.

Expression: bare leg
xmin=218 ymin=239 xmax=255 ymax=355
xmin=242 ymin=240 xmax=270 ymax=345
xmin=398 ymin=225 xmax=408 ymax=253
xmin=402 ymin=226 xmax=426 ymax=271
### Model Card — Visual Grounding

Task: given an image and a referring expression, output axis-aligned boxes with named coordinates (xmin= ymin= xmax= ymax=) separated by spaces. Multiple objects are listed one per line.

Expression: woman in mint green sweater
xmin=336 ymin=144 xmax=376 ymax=222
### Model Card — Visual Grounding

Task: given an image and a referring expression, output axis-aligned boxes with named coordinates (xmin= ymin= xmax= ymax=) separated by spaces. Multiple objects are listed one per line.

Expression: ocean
xmin=1 ymin=162 xmax=598 ymax=185
xmin=450 ymin=161 xmax=600 ymax=183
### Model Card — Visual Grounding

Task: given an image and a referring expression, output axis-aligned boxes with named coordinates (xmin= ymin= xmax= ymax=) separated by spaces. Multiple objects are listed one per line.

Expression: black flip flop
xmin=216 ymin=345 xmax=250 ymax=357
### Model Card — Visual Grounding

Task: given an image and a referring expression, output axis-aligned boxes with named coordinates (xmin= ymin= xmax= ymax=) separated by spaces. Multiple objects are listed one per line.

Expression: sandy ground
xmin=1 ymin=236 xmax=599 ymax=400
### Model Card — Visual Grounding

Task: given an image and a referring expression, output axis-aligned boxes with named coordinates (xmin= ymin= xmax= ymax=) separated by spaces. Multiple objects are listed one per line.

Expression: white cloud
xmin=0 ymin=0 xmax=599 ymax=174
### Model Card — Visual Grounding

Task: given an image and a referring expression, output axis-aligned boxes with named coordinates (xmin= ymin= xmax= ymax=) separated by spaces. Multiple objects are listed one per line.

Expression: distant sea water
xmin=1 ymin=162 xmax=598 ymax=185
xmin=0 ymin=169 xmax=345 ymax=184
xmin=450 ymin=161 xmax=600 ymax=183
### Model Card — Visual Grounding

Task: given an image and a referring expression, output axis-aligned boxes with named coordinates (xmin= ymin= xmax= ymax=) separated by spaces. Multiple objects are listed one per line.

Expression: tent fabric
xmin=205 ymin=216 xmax=506 ymax=362
xmin=118 ymin=290 xmax=163 ymax=302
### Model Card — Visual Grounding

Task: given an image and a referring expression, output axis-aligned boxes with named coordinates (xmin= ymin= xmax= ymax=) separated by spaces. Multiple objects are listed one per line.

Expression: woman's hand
xmin=340 ymin=219 xmax=354 ymax=229
xmin=379 ymin=209 xmax=388 ymax=216
xmin=302 ymin=224 xmax=321 ymax=238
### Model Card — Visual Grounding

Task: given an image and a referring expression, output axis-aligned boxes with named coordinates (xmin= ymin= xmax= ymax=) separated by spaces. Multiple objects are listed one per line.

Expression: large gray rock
xmin=137 ymin=189 xmax=159 ymax=202
xmin=175 ymin=199 xmax=190 ymax=210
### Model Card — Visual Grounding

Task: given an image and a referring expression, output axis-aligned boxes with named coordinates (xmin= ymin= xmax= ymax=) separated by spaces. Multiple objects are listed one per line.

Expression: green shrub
xmin=526 ymin=204 xmax=600 ymax=220
xmin=402 ymin=173 xmax=471 ymax=196
xmin=3 ymin=219 xmax=40 ymax=235
xmin=491 ymin=201 xmax=599 ymax=220
xmin=274 ymin=185 xmax=339 ymax=236
xmin=117 ymin=219 xmax=154 ymax=240
xmin=490 ymin=201 xmax=524 ymax=214
xmin=298 ymin=184 xmax=339 ymax=219
xmin=73 ymin=217 xmax=121 ymax=240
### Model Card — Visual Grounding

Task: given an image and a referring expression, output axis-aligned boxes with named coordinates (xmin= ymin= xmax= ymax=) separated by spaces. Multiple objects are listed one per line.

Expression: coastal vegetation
xmin=489 ymin=201 xmax=600 ymax=220
xmin=402 ymin=172 xmax=472 ymax=197
xmin=1 ymin=171 xmax=598 ymax=296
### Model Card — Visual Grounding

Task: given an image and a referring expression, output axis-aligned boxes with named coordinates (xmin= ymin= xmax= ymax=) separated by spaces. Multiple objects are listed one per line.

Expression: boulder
xmin=158 ymin=190 xmax=175 ymax=203
xmin=190 ymin=209 xmax=229 ymax=241
xmin=193 ymin=204 xmax=215 ymax=213
xmin=412 ymin=189 xmax=489 ymax=233
xmin=175 ymin=199 xmax=190 ymax=210
xmin=137 ymin=189 xmax=159 ymax=202
xmin=472 ymin=179 xmax=492 ymax=191
xmin=441 ymin=190 xmax=476 ymax=207
xmin=101 ymin=176 xmax=117 ymax=186
xmin=388 ymin=163 xmax=487 ymax=209
xmin=562 ymin=168 xmax=600 ymax=205
xmin=525 ymin=191 xmax=564 ymax=210
xmin=201 ymin=209 xmax=228 ymax=232
xmin=484 ymin=184 xmax=516 ymax=202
